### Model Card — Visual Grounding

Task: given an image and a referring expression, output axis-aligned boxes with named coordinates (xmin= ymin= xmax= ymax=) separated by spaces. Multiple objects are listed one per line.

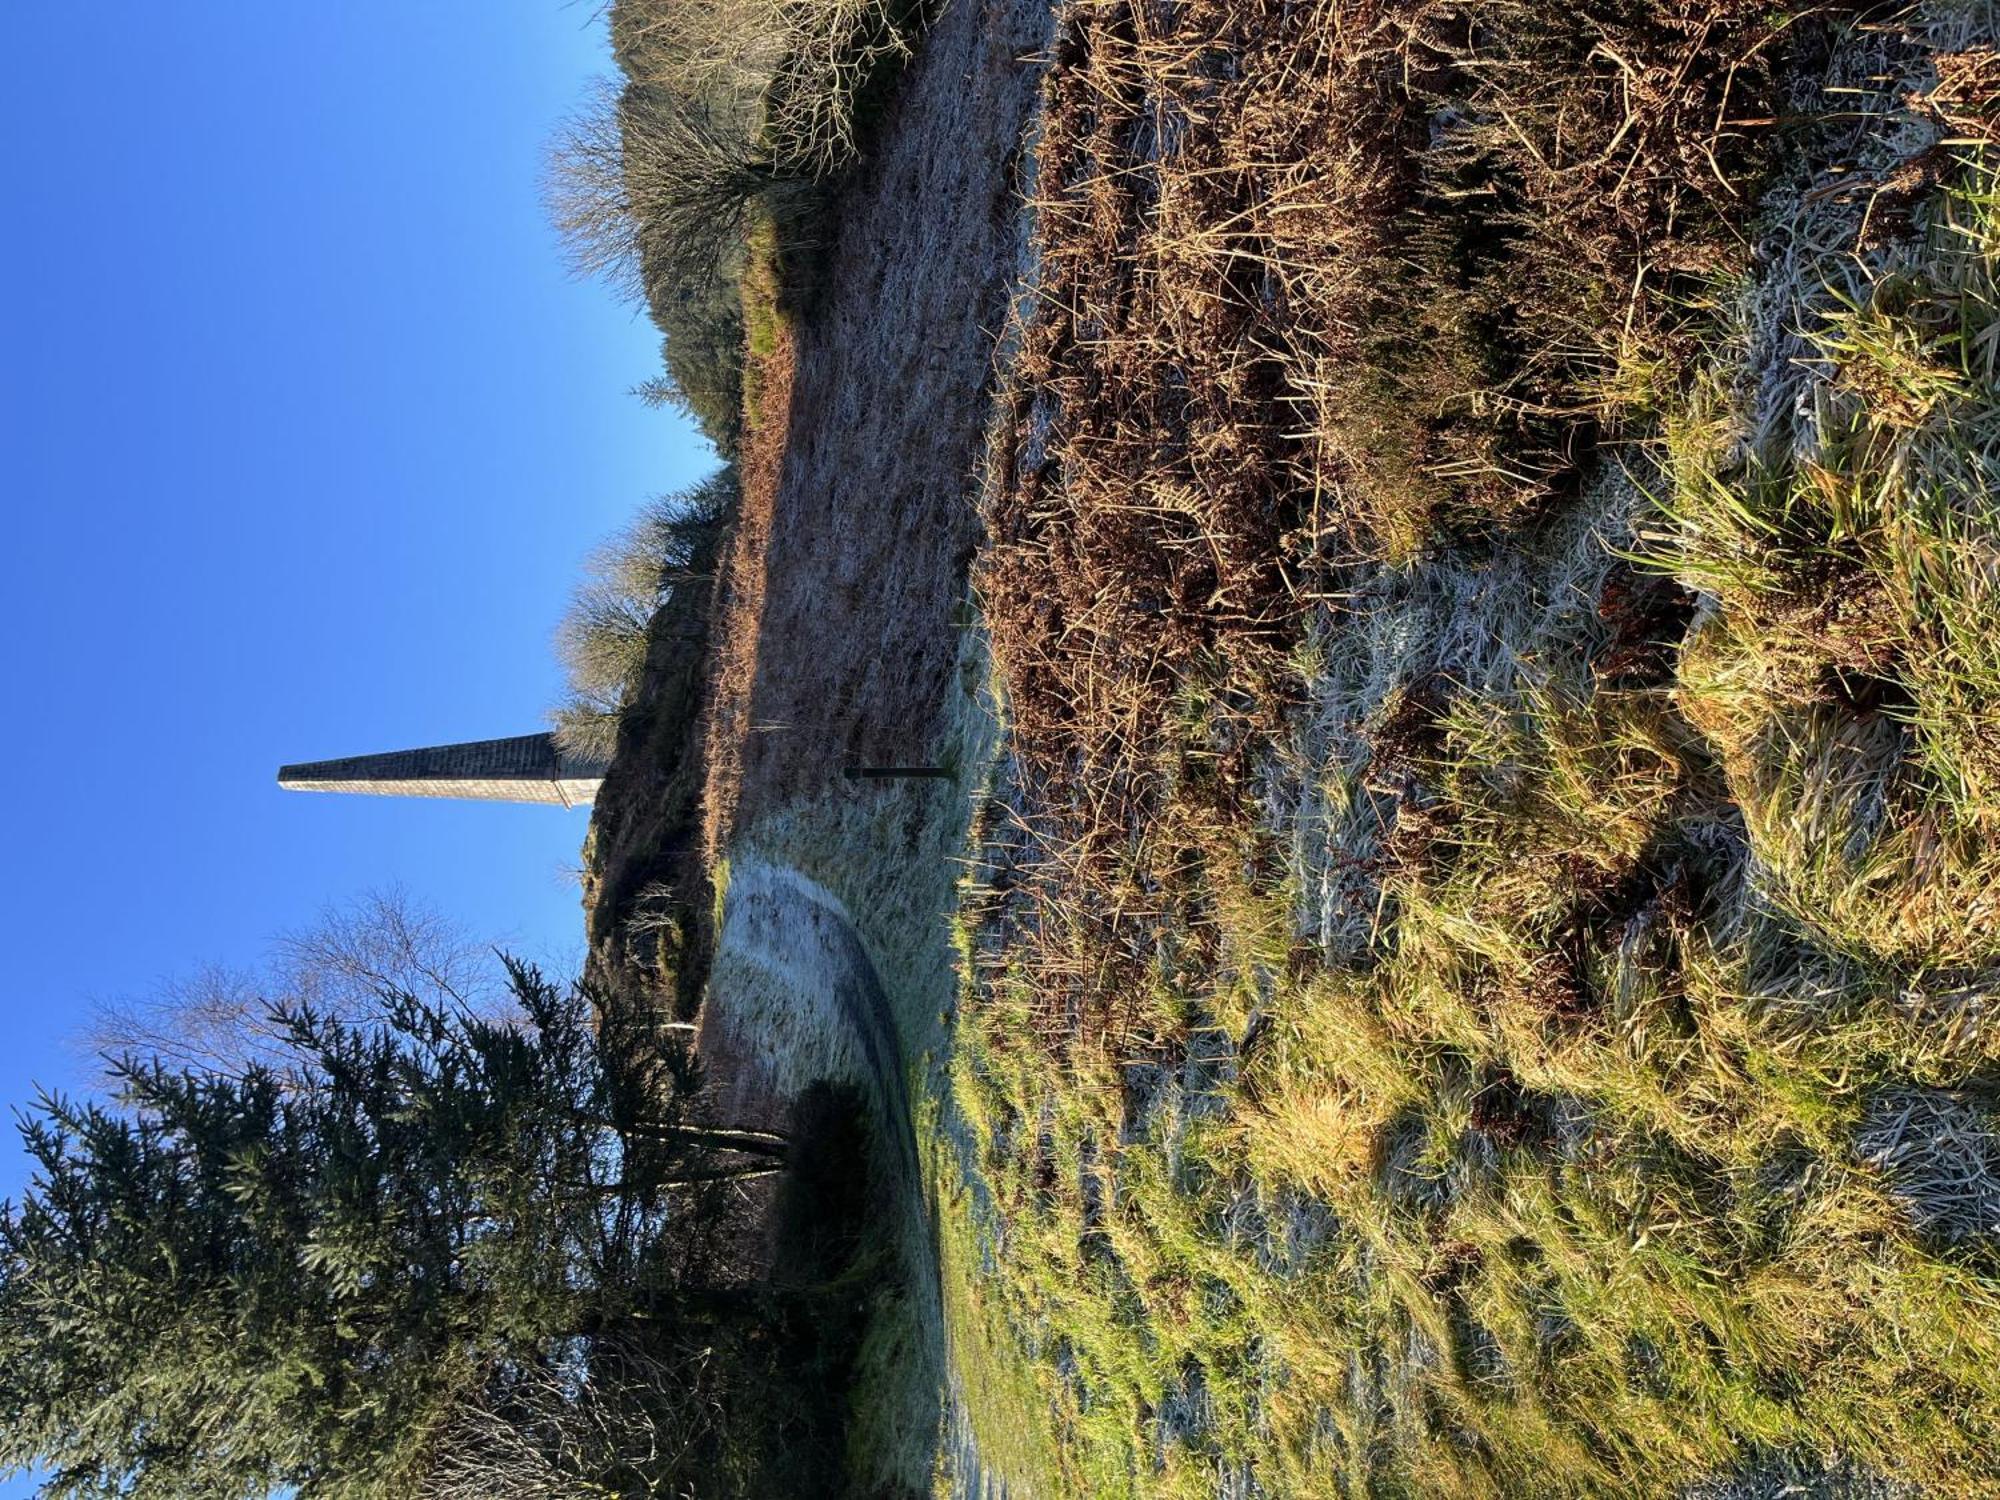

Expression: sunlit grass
xmin=942 ymin=9 xmax=2000 ymax=1495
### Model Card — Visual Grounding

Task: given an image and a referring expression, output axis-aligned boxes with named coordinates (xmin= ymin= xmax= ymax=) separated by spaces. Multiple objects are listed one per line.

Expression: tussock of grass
xmin=948 ymin=4 xmax=2000 ymax=1495
xmin=1666 ymin=169 xmax=2000 ymax=980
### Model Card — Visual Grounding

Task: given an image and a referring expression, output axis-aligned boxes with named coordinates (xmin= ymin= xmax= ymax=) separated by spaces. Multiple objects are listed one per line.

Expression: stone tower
xmin=278 ymin=733 xmax=608 ymax=808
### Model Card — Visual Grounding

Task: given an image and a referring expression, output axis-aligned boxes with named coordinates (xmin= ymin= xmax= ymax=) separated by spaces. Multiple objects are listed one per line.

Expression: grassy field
xmin=940 ymin=3 xmax=2000 ymax=1495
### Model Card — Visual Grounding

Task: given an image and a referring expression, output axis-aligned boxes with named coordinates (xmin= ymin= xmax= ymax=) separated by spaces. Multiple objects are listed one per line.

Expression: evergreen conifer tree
xmin=0 ymin=960 xmax=779 ymax=1498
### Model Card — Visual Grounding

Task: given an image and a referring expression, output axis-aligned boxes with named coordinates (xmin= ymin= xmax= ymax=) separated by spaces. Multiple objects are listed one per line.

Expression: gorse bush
xmin=610 ymin=0 xmax=911 ymax=178
xmin=552 ymin=469 xmax=733 ymax=764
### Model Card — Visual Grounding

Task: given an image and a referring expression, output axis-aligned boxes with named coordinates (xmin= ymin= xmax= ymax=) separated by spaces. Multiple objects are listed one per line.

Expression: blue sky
xmin=0 ymin=9 xmax=705 ymax=1482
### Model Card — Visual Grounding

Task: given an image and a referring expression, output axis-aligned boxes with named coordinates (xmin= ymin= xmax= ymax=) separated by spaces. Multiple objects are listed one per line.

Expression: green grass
xmin=940 ymin=13 xmax=2000 ymax=1496
xmin=931 ymin=1107 xmax=1066 ymax=1497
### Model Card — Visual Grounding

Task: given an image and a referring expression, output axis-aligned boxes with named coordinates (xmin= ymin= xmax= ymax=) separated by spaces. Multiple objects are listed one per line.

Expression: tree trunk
xmin=579 ymin=1113 xmax=790 ymax=1158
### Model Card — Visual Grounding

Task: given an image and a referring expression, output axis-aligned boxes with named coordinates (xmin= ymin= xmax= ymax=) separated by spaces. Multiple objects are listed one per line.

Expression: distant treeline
xmin=547 ymin=0 xmax=918 ymax=458
xmin=541 ymin=0 xmax=923 ymax=761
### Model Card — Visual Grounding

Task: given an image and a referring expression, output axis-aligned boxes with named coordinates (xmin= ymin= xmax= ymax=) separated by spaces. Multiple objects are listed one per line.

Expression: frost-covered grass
xmin=705 ymin=603 xmax=1005 ymax=1496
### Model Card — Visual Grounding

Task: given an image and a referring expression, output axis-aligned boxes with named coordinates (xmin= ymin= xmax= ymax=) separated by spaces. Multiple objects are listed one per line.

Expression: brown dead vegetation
xmin=984 ymin=0 xmax=1841 ymax=790
xmin=950 ymin=9 xmax=2000 ymax=1495
xmin=974 ymin=0 xmax=1842 ymax=1059
xmin=701 ymin=309 xmax=793 ymax=861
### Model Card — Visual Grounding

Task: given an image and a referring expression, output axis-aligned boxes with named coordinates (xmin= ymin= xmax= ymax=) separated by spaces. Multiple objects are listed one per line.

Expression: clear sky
xmin=0 ymin=9 xmax=706 ymax=1485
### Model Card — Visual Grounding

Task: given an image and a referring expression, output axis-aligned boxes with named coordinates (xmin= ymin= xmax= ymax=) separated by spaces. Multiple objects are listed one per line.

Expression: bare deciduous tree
xmin=83 ymin=886 xmax=502 ymax=1079
xmin=418 ymin=1340 xmax=723 ymax=1500
xmin=616 ymin=0 xmax=911 ymax=180
xmin=612 ymin=0 xmax=790 ymax=106
xmin=550 ymin=472 xmax=732 ymax=763
xmin=544 ymin=77 xmax=802 ymax=307
xmin=762 ymin=0 xmax=910 ymax=178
